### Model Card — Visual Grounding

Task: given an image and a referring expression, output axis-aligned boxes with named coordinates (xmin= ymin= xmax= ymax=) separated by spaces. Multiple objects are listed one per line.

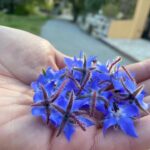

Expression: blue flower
xmin=64 ymin=52 xmax=97 ymax=70
xmin=103 ymin=102 xmax=139 ymax=137
xmin=31 ymin=67 xmax=66 ymax=93
xmin=31 ymin=53 xmax=149 ymax=141
xmin=50 ymin=91 xmax=94 ymax=141
xmin=31 ymin=78 xmax=68 ymax=124
xmin=113 ymin=75 xmax=148 ymax=112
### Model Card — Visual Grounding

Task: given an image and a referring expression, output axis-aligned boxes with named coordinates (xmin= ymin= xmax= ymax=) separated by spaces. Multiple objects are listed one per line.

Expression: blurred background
xmin=0 ymin=0 xmax=150 ymax=64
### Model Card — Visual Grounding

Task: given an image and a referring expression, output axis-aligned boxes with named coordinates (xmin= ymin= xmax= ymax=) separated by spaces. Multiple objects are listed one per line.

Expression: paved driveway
xmin=41 ymin=19 xmax=134 ymax=64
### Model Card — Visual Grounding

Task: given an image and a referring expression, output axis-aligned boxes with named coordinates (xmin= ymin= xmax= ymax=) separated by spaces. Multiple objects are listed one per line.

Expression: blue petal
xmin=98 ymin=64 xmax=108 ymax=73
xmin=72 ymin=100 xmax=87 ymax=111
xmin=87 ymin=56 xmax=97 ymax=68
xmin=96 ymin=101 xmax=106 ymax=113
xmin=78 ymin=116 xmax=94 ymax=127
xmin=32 ymin=107 xmax=46 ymax=116
xmin=103 ymin=117 xmax=117 ymax=134
xmin=79 ymin=51 xmax=84 ymax=59
xmin=44 ymin=82 xmax=55 ymax=97
xmin=64 ymin=57 xmax=74 ymax=69
xmin=73 ymin=71 xmax=82 ymax=81
xmin=33 ymin=91 xmax=44 ymax=102
xmin=120 ymin=104 xmax=139 ymax=117
xmin=65 ymin=80 xmax=78 ymax=92
xmin=92 ymin=70 xmax=100 ymax=78
xmin=54 ymin=96 xmax=68 ymax=110
xmin=76 ymin=59 xmax=83 ymax=68
xmin=118 ymin=117 xmax=138 ymax=137
xmin=46 ymin=67 xmax=55 ymax=78
xmin=98 ymin=73 xmax=110 ymax=81
xmin=136 ymin=93 xmax=148 ymax=110
xmin=31 ymin=82 xmax=39 ymax=92
xmin=55 ymin=68 xmax=66 ymax=79
xmin=50 ymin=110 xmax=62 ymax=127
xmin=124 ymin=79 xmax=136 ymax=93
xmin=112 ymin=78 xmax=123 ymax=91
xmin=37 ymin=74 xmax=47 ymax=85
xmin=101 ymin=91 xmax=111 ymax=99
xmin=64 ymin=123 xmax=75 ymax=141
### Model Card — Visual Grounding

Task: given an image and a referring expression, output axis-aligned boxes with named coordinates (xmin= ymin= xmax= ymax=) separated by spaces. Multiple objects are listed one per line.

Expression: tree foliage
xmin=68 ymin=0 xmax=106 ymax=22
xmin=103 ymin=0 xmax=137 ymax=18
xmin=0 ymin=0 xmax=54 ymax=15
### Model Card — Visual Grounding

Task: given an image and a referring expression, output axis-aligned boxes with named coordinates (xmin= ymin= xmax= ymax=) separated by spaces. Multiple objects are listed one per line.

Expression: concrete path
xmin=103 ymin=38 xmax=150 ymax=61
xmin=41 ymin=19 xmax=135 ymax=64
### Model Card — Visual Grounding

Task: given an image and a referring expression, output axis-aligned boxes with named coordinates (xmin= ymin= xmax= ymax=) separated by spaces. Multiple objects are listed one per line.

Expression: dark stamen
xmin=113 ymin=102 xmax=119 ymax=112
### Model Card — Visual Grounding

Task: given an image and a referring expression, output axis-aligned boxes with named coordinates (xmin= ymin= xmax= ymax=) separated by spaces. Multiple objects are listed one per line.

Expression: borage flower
xmin=112 ymin=66 xmax=149 ymax=113
xmin=103 ymin=101 xmax=139 ymax=137
xmin=64 ymin=53 xmax=97 ymax=95
xmin=51 ymin=90 xmax=94 ymax=141
xmin=31 ymin=52 xmax=149 ymax=141
xmin=31 ymin=79 xmax=68 ymax=124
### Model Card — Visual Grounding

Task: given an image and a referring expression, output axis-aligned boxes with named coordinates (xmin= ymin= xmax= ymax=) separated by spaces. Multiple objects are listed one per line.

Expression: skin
xmin=0 ymin=26 xmax=150 ymax=150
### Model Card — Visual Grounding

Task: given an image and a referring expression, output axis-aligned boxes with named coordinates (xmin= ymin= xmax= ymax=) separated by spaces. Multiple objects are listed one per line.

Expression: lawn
xmin=0 ymin=13 xmax=48 ymax=35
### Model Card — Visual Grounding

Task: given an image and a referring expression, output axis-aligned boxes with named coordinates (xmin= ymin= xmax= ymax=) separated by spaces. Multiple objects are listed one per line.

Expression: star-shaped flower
xmin=112 ymin=66 xmax=149 ymax=113
xmin=31 ymin=53 xmax=149 ymax=141
xmin=31 ymin=79 xmax=68 ymax=124
xmin=51 ymin=90 xmax=94 ymax=141
xmin=103 ymin=102 xmax=139 ymax=137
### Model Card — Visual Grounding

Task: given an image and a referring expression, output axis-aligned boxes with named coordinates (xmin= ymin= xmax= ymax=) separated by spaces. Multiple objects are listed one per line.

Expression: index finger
xmin=126 ymin=59 xmax=150 ymax=83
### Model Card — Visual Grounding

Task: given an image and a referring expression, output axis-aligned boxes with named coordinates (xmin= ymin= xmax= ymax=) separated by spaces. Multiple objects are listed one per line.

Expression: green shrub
xmin=102 ymin=3 xmax=119 ymax=18
xmin=0 ymin=13 xmax=47 ymax=34
xmin=0 ymin=0 xmax=54 ymax=15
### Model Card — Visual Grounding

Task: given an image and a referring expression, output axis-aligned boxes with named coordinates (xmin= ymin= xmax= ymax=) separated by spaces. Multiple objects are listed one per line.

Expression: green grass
xmin=0 ymin=13 xmax=48 ymax=35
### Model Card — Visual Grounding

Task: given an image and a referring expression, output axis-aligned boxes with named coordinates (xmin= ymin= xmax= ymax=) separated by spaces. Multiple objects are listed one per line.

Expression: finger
xmin=0 ymin=75 xmax=32 ymax=95
xmin=138 ymin=78 xmax=150 ymax=95
xmin=93 ymin=115 xmax=150 ymax=150
xmin=126 ymin=59 xmax=150 ymax=83
xmin=47 ymin=56 xmax=59 ymax=71
xmin=0 ymin=26 xmax=59 ymax=84
xmin=54 ymin=49 xmax=68 ymax=69
xmin=144 ymin=96 xmax=150 ymax=104
xmin=139 ymin=95 xmax=150 ymax=117
xmin=0 ymin=95 xmax=32 ymax=106
xmin=0 ymin=63 xmax=13 ymax=78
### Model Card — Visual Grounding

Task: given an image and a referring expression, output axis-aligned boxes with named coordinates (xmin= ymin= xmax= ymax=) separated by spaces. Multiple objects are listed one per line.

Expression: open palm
xmin=0 ymin=26 xmax=150 ymax=150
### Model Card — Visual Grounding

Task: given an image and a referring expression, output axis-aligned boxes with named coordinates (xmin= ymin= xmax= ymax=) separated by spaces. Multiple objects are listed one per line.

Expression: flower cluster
xmin=31 ymin=53 xmax=149 ymax=141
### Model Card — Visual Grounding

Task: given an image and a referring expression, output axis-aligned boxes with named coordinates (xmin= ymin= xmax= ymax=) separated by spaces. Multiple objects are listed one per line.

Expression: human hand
xmin=0 ymin=26 xmax=66 ymax=84
xmin=0 ymin=26 xmax=150 ymax=150
xmin=0 ymin=26 xmax=66 ymax=150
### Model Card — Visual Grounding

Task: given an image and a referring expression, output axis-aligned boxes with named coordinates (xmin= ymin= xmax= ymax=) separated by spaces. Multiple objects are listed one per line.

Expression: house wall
xmin=108 ymin=0 xmax=150 ymax=39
